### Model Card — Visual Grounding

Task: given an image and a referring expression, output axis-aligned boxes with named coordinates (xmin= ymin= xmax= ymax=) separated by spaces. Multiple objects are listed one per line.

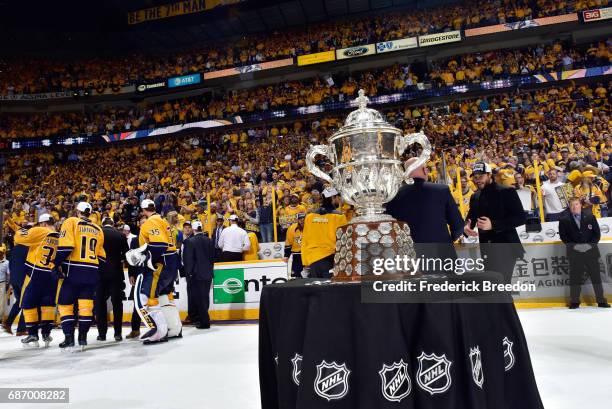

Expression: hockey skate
xmin=21 ymin=335 xmax=39 ymax=348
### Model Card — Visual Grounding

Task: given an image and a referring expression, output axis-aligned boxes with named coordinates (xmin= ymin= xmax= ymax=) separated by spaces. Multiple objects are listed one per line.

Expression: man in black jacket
xmin=96 ymin=218 xmax=129 ymax=341
xmin=182 ymin=221 xmax=216 ymax=329
xmin=559 ymin=197 xmax=610 ymax=309
xmin=386 ymin=158 xmax=464 ymax=270
xmin=464 ymin=162 xmax=526 ymax=284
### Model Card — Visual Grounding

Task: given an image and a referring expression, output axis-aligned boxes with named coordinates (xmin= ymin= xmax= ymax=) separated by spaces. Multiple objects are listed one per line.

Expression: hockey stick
xmin=134 ymin=274 xmax=156 ymax=331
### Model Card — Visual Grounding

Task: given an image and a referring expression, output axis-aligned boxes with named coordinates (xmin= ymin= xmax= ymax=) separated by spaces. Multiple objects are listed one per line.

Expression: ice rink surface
xmin=0 ymin=308 xmax=611 ymax=409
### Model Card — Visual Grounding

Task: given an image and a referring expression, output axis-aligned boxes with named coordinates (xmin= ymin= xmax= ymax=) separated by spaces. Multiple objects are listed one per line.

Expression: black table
xmin=259 ymin=278 xmax=544 ymax=409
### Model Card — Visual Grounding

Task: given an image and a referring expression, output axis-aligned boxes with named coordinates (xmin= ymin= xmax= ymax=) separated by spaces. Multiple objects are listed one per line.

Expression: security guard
xmin=464 ymin=162 xmax=526 ymax=284
xmin=559 ymin=197 xmax=610 ymax=309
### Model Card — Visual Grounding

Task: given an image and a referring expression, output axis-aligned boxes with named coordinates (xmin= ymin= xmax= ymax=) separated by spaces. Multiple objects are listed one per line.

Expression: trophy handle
xmin=306 ymin=144 xmax=334 ymax=185
xmin=399 ymin=131 xmax=432 ymax=184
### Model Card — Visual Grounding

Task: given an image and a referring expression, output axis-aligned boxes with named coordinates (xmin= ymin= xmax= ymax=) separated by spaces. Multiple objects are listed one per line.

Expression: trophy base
xmin=332 ymin=219 xmax=418 ymax=282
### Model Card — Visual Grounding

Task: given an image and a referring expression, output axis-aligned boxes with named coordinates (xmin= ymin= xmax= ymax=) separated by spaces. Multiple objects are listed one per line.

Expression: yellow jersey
xmin=139 ymin=214 xmax=178 ymax=262
xmin=301 ymin=212 xmax=347 ymax=266
xmin=285 ymin=223 xmax=303 ymax=253
xmin=56 ymin=217 xmax=106 ymax=283
xmin=243 ymin=232 xmax=260 ymax=261
xmin=14 ymin=226 xmax=59 ymax=272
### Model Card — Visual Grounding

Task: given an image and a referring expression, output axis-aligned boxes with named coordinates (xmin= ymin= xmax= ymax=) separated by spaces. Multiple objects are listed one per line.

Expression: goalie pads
xmin=134 ymin=274 xmax=168 ymax=342
xmin=159 ymin=295 xmax=182 ymax=338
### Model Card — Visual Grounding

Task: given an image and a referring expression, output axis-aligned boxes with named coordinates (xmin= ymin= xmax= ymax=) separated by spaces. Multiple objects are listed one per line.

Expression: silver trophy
xmin=306 ymin=89 xmax=431 ymax=280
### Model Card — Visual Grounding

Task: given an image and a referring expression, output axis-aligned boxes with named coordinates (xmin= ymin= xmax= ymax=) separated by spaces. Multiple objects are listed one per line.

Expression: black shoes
xmin=59 ymin=334 xmax=75 ymax=349
xmin=114 ymin=334 xmax=123 ymax=341
xmin=598 ymin=302 xmax=611 ymax=308
xmin=78 ymin=332 xmax=87 ymax=348
xmin=568 ymin=303 xmax=580 ymax=309
xmin=97 ymin=334 xmax=106 ymax=341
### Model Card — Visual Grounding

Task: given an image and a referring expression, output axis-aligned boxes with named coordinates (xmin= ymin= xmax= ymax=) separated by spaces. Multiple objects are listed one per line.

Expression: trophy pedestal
xmin=332 ymin=219 xmax=418 ymax=281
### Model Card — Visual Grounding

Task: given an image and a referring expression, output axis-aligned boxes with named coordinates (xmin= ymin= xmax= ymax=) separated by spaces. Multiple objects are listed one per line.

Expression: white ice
xmin=0 ymin=308 xmax=611 ymax=409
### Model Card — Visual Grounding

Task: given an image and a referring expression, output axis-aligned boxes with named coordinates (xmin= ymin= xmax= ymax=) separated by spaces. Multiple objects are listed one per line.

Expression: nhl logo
xmin=291 ymin=353 xmax=303 ymax=386
xmin=503 ymin=337 xmax=515 ymax=371
xmin=379 ymin=359 xmax=412 ymax=402
xmin=469 ymin=346 xmax=484 ymax=388
xmin=314 ymin=360 xmax=351 ymax=401
xmin=416 ymin=352 xmax=452 ymax=395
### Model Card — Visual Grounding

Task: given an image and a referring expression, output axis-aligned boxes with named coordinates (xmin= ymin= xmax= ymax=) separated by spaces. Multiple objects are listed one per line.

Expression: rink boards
xmin=4 ymin=219 xmax=612 ymax=322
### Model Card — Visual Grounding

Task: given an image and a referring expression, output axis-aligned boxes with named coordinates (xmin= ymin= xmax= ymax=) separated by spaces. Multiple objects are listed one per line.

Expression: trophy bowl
xmin=306 ymin=89 xmax=431 ymax=280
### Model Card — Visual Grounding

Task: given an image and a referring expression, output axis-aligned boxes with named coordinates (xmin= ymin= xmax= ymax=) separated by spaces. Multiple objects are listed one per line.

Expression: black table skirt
xmin=259 ymin=279 xmax=544 ymax=409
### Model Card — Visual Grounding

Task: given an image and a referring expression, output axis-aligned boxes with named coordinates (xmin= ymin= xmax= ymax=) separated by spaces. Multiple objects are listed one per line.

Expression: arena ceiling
xmin=0 ymin=0 xmax=448 ymax=55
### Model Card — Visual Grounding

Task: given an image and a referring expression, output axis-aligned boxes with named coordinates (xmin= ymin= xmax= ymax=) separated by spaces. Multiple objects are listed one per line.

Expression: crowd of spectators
xmin=1 ymin=40 xmax=609 ymax=140
xmin=1 ymin=80 xmax=609 ymax=247
xmin=1 ymin=0 xmax=607 ymax=96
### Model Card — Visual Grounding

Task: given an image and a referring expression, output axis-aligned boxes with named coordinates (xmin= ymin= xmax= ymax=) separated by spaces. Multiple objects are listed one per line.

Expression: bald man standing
xmin=385 ymin=157 xmax=464 ymax=270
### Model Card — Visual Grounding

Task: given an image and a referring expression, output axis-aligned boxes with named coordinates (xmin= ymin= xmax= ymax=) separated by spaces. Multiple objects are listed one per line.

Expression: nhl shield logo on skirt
xmin=379 ymin=359 xmax=412 ymax=402
xmin=314 ymin=360 xmax=351 ymax=401
xmin=416 ymin=352 xmax=452 ymax=395
xmin=469 ymin=346 xmax=484 ymax=388
xmin=291 ymin=353 xmax=303 ymax=386
xmin=503 ymin=337 xmax=515 ymax=371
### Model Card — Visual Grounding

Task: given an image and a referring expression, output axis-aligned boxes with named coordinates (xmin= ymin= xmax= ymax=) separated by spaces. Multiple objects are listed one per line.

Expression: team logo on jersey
xmin=416 ymin=352 xmax=452 ymax=395
xmin=379 ymin=359 xmax=412 ymax=402
xmin=291 ymin=353 xmax=303 ymax=386
xmin=314 ymin=360 xmax=350 ymax=401
xmin=469 ymin=346 xmax=484 ymax=388
xmin=503 ymin=337 xmax=515 ymax=371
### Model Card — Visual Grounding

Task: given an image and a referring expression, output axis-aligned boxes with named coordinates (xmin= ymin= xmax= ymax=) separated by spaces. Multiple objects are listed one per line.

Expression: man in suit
xmin=96 ymin=218 xmax=129 ymax=341
xmin=464 ymin=162 xmax=526 ymax=284
xmin=386 ymin=157 xmax=464 ymax=271
xmin=182 ymin=221 xmax=216 ymax=329
xmin=212 ymin=217 xmax=224 ymax=261
xmin=559 ymin=197 xmax=610 ymax=309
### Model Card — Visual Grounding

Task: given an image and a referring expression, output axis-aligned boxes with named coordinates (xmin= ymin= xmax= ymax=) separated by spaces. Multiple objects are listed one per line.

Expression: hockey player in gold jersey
xmin=302 ymin=188 xmax=347 ymax=278
xmin=14 ymin=214 xmax=59 ymax=348
xmin=126 ymin=199 xmax=182 ymax=344
xmin=54 ymin=202 xmax=106 ymax=350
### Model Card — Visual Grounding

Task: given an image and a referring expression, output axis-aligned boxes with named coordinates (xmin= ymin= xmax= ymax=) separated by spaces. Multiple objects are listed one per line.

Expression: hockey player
xmin=127 ymin=199 xmax=181 ymax=344
xmin=14 ymin=214 xmax=59 ymax=347
xmin=284 ymin=213 xmax=305 ymax=278
xmin=54 ymin=202 xmax=106 ymax=350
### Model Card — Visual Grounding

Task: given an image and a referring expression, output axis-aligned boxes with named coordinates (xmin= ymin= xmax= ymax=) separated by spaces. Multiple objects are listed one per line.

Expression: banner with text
xmin=582 ymin=7 xmax=612 ymax=22
xmin=136 ymin=81 xmax=166 ymax=93
xmin=376 ymin=37 xmax=418 ymax=54
xmin=336 ymin=44 xmax=376 ymax=60
xmin=128 ymin=0 xmax=243 ymax=25
xmin=0 ymin=91 xmax=73 ymax=101
xmin=167 ymin=73 xmax=202 ymax=88
xmin=418 ymin=30 xmax=462 ymax=47
xmin=297 ymin=50 xmax=336 ymax=66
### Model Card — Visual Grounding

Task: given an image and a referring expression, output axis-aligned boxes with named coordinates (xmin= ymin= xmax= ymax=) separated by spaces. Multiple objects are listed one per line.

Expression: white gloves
xmin=126 ymin=244 xmax=155 ymax=270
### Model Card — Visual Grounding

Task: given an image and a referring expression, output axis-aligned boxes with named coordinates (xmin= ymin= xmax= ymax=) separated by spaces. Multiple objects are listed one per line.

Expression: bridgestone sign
xmin=418 ymin=31 xmax=462 ymax=47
